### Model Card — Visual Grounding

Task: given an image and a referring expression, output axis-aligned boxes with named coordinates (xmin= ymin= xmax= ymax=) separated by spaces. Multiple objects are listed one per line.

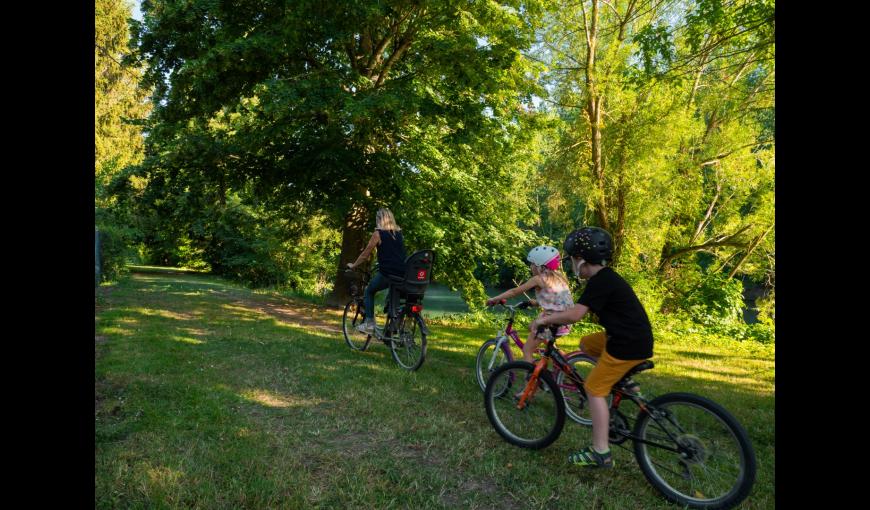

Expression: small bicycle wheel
xmin=632 ymin=392 xmax=757 ymax=509
xmin=390 ymin=312 xmax=427 ymax=371
xmin=484 ymin=361 xmax=565 ymax=449
xmin=342 ymin=300 xmax=370 ymax=351
xmin=475 ymin=338 xmax=512 ymax=392
xmin=553 ymin=353 xmax=608 ymax=426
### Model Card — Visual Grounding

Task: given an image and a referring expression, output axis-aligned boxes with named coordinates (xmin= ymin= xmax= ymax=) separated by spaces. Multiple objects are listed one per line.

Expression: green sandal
xmin=568 ymin=447 xmax=614 ymax=469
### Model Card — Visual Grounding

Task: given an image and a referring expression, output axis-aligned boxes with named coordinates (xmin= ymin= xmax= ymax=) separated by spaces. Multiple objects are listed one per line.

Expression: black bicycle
xmin=342 ymin=250 xmax=434 ymax=371
xmin=484 ymin=325 xmax=757 ymax=509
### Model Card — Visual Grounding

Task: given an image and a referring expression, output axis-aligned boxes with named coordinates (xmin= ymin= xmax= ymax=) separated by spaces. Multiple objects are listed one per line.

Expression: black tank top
xmin=376 ymin=229 xmax=406 ymax=277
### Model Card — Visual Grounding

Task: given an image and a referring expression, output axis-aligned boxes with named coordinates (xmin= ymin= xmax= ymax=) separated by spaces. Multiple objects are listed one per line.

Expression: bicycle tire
xmin=390 ymin=312 xmax=427 ymax=371
xmin=342 ymin=300 xmax=371 ymax=351
xmin=484 ymin=361 xmax=565 ymax=449
xmin=475 ymin=337 xmax=512 ymax=392
xmin=632 ymin=392 xmax=757 ymax=509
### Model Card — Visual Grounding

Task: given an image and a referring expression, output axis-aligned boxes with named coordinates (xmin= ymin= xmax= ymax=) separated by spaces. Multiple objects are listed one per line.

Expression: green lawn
xmin=96 ymin=269 xmax=774 ymax=509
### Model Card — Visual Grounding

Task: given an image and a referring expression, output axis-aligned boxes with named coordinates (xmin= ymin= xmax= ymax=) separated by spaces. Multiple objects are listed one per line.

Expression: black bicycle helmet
xmin=563 ymin=227 xmax=613 ymax=264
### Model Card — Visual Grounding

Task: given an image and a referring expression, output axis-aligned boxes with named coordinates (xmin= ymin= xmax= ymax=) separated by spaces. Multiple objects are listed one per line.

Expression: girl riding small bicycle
xmin=486 ymin=245 xmax=574 ymax=364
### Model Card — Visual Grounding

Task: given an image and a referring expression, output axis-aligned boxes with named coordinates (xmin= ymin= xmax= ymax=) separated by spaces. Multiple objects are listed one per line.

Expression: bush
xmin=680 ymin=272 xmax=745 ymax=329
xmin=97 ymin=224 xmax=130 ymax=283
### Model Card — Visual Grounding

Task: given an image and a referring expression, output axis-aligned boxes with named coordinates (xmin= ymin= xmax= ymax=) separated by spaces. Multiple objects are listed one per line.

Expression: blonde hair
xmin=537 ymin=267 xmax=570 ymax=290
xmin=376 ymin=208 xmax=401 ymax=232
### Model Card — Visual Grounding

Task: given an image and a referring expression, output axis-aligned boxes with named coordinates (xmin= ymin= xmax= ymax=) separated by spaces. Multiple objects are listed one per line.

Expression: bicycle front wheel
xmin=484 ymin=361 xmax=565 ymax=449
xmin=342 ymin=300 xmax=370 ymax=351
xmin=475 ymin=338 xmax=512 ymax=392
xmin=632 ymin=392 xmax=757 ymax=509
xmin=390 ymin=313 xmax=427 ymax=371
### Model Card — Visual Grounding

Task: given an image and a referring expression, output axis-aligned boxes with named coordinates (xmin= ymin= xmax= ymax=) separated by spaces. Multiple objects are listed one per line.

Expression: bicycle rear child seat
xmin=385 ymin=250 xmax=436 ymax=315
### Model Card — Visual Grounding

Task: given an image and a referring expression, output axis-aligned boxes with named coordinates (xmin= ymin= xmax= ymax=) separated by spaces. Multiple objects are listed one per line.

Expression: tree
xmin=535 ymin=0 xmax=773 ymax=288
xmin=95 ymin=0 xmax=150 ymax=208
xmin=126 ymin=0 xmax=549 ymax=306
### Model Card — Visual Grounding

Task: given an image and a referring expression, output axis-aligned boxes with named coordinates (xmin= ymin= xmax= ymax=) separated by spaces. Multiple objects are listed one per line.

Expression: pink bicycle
xmin=475 ymin=300 xmax=603 ymax=425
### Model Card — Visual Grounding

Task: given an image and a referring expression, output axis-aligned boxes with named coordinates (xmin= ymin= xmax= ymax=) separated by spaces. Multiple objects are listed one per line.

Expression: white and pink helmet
xmin=527 ymin=245 xmax=561 ymax=271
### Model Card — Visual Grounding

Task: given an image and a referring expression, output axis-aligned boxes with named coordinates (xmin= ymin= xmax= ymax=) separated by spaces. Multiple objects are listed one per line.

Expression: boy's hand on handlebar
xmin=529 ymin=318 xmax=546 ymax=333
xmin=346 ymin=263 xmax=355 ymax=270
xmin=485 ymin=298 xmax=506 ymax=307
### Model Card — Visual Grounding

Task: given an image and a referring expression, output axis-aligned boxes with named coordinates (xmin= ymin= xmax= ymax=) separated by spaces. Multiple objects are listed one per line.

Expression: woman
xmin=346 ymin=208 xmax=407 ymax=333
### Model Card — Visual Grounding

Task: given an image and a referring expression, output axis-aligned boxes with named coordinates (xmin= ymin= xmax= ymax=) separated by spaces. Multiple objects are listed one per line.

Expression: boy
xmin=529 ymin=227 xmax=654 ymax=468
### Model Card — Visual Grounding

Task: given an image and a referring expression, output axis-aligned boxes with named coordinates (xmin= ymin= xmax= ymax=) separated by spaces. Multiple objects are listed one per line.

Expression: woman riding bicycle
xmin=346 ymin=208 xmax=407 ymax=334
xmin=529 ymin=227 xmax=654 ymax=470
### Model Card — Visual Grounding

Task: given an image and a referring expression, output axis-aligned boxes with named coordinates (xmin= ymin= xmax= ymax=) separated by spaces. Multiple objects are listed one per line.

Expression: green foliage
xmin=201 ymin=204 xmax=286 ymax=287
xmin=279 ymin=216 xmax=342 ymax=297
xmin=618 ymin=267 xmax=668 ymax=318
xmin=98 ymin=224 xmax=131 ymax=283
xmin=124 ymin=0 xmax=549 ymax=307
xmin=683 ymin=272 xmax=745 ymax=324
xmin=95 ymin=0 xmax=150 ymax=207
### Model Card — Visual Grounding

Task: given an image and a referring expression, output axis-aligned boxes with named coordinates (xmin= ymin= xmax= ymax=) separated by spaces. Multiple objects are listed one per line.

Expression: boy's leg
xmin=589 ymin=396 xmax=610 ymax=452
xmin=571 ymin=337 xmax=644 ymax=469
xmin=579 ymin=331 xmax=606 ymax=361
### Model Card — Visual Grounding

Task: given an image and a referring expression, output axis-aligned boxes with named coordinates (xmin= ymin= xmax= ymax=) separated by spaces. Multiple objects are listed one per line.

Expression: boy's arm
xmin=348 ymin=231 xmax=380 ymax=269
xmin=530 ymin=303 xmax=589 ymax=330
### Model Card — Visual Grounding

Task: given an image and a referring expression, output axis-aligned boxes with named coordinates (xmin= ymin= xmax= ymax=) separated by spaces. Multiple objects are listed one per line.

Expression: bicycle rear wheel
xmin=632 ymin=392 xmax=757 ymax=509
xmin=342 ymin=300 xmax=370 ymax=351
xmin=390 ymin=312 xmax=427 ymax=371
xmin=475 ymin=338 xmax=512 ymax=392
xmin=484 ymin=361 xmax=565 ymax=449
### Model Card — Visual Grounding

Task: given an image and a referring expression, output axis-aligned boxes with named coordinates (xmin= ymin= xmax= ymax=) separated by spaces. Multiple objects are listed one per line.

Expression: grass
xmin=95 ymin=269 xmax=774 ymax=509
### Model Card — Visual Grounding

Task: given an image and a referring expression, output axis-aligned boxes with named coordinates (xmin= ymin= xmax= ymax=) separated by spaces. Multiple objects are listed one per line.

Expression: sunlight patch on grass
xmin=146 ymin=464 xmax=185 ymax=488
xmin=136 ymin=308 xmax=193 ymax=320
xmin=240 ymin=389 xmax=324 ymax=408
xmin=101 ymin=326 xmax=134 ymax=336
xmin=221 ymin=304 xmax=268 ymax=319
xmin=171 ymin=335 xmax=205 ymax=345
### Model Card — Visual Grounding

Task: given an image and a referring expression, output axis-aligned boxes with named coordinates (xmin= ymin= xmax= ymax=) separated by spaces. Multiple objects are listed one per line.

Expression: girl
xmin=486 ymin=245 xmax=574 ymax=362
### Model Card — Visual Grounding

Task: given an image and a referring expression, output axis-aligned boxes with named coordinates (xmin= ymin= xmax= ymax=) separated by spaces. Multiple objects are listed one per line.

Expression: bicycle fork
xmin=487 ymin=335 xmax=510 ymax=372
xmin=516 ymin=358 xmax=550 ymax=409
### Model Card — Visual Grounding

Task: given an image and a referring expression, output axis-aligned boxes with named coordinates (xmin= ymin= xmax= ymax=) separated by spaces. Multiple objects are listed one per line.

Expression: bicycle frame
xmin=486 ymin=306 xmax=524 ymax=369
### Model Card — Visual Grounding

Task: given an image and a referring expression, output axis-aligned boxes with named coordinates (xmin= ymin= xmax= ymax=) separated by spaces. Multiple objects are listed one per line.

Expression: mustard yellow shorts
xmin=580 ymin=331 xmax=647 ymax=398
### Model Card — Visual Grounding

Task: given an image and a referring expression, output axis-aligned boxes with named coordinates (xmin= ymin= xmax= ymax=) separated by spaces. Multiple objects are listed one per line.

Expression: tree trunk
xmin=326 ymin=203 xmax=371 ymax=307
xmin=611 ymin=170 xmax=627 ymax=268
xmin=584 ymin=0 xmax=609 ymax=231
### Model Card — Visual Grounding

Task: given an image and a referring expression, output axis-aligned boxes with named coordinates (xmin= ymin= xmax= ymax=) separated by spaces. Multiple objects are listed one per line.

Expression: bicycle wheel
xmin=342 ymin=300 xmax=370 ymax=351
xmin=390 ymin=312 xmax=427 ymax=371
xmin=632 ymin=392 xmax=757 ymax=509
xmin=475 ymin=337 xmax=512 ymax=392
xmin=484 ymin=361 xmax=565 ymax=449
xmin=553 ymin=353 xmax=609 ymax=426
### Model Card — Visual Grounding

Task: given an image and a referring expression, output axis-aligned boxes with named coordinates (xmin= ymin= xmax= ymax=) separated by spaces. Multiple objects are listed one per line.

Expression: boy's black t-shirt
xmin=577 ymin=267 xmax=654 ymax=360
